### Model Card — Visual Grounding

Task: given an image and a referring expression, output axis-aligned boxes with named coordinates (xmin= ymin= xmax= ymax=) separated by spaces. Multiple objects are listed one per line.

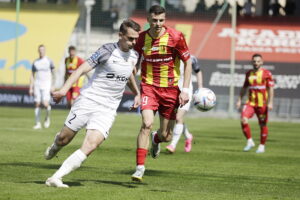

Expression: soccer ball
xmin=193 ymin=88 xmax=216 ymax=112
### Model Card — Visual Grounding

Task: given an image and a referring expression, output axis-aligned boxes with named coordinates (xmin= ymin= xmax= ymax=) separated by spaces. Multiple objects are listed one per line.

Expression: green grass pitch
xmin=0 ymin=106 xmax=299 ymax=200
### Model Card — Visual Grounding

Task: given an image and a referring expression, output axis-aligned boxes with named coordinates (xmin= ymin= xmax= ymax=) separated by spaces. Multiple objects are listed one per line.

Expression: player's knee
xmin=176 ymin=116 xmax=183 ymax=124
xmin=259 ymin=122 xmax=267 ymax=127
xmin=142 ymin=120 xmax=153 ymax=130
xmin=241 ymin=117 xmax=248 ymax=124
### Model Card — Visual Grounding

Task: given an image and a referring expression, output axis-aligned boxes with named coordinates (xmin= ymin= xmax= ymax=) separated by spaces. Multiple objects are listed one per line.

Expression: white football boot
xmin=243 ymin=139 xmax=255 ymax=151
xmin=45 ymin=177 xmax=69 ymax=188
xmin=44 ymin=118 xmax=51 ymax=128
xmin=33 ymin=122 xmax=42 ymax=130
xmin=150 ymin=131 xmax=160 ymax=159
xmin=256 ymin=144 xmax=265 ymax=154
xmin=131 ymin=165 xmax=145 ymax=182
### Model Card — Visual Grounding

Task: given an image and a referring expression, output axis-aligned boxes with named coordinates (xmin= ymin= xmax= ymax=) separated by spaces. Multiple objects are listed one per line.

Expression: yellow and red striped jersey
xmin=243 ymin=68 xmax=274 ymax=107
xmin=135 ymin=26 xmax=190 ymax=87
xmin=65 ymin=56 xmax=85 ymax=88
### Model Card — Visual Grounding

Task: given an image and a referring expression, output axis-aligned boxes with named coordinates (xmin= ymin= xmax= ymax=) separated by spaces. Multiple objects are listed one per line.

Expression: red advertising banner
xmin=132 ymin=15 xmax=300 ymax=63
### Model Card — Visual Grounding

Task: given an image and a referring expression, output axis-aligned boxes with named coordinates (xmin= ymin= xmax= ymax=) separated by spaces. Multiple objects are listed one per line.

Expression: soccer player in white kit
xmin=29 ymin=45 xmax=55 ymax=129
xmin=166 ymin=55 xmax=203 ymax=153
xmin=44 ymin=19 xmax=141 ymax=188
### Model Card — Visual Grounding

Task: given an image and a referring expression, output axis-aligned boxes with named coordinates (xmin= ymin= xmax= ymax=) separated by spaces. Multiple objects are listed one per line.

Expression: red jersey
xmin=243 ymin=68 xmax=274 ymax=107
xmin=65 ymin=56 xmax=84 ymax=76
xmin=135 ymin=26 xmax=190 ymax=87
xmin=65 ymin=56 xmax=85 ymax=88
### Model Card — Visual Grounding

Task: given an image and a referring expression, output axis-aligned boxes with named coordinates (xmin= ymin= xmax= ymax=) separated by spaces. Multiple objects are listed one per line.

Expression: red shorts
xmin=66 ymin=87 xmax=81 ymax=101
xmin=241 ymin=103 xmax=268 ymax=124
xmin=141 ymin=83 xmax=180 ymax=120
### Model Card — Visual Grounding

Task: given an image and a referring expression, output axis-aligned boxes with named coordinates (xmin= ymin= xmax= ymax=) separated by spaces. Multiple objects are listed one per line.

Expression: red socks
xmin=241 ymin=123 xmax=252 ymax=139
xmin=260 ymin=126 xmax=268 ymax=145
xmin=136 ymin=148 xmax=148 ymax=166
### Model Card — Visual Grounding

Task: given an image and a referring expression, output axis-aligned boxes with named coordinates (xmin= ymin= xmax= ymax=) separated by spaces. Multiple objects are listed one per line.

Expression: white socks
xmin=35 ymin=106 xmax=51 ymax=123
xmin=45 ymin=105 xmax=51 ymax=120
xmin=34 ymin=107 xmax=41 ymax=124
xmin=52 ymin=149 xmax=87 ymax=179
xmin=170 ymin=124 xmax=184 ymax=148
xmin=183 ymin=124 xmax=192 ymax=139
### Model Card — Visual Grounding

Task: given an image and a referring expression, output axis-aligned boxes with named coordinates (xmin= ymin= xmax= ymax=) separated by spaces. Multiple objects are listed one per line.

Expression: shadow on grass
xmin=76 ymin=179 xmax=147 ymax=188
xmin=0 ymin=162 xmax=95 ymax=170
xmin=20 ymin=180 xmax=84 ymax=187
xmin=118 ymin=169 xmax=174 ymax=177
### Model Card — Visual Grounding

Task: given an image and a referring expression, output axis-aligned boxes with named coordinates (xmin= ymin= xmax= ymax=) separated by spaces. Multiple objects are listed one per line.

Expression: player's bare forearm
xmin=196 ymin=71 xmax=203 ymax=88
xmin=268 ymin=87 xmax=274 ymax=109
xmin=59 ymin=62 xmax=92 ymax=94
xmin=29 ymin=73 xmax=35 ymax=95
xmin=127 ymin=73 xmax=141 ymax=110
xmin=182 ymin=58 xmax=192 ymax=89
xmin=127 ymin=73 xmax=140 ymax=96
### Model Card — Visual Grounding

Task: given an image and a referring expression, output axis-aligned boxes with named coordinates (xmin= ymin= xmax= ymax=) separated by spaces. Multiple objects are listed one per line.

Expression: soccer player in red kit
xmin=131 ymin=5 xmax=192 ymax=181
xmin=236 ymin=54 xmax=274 ymax=153
xmin=65 ymin=46 xmax=84 ymax=107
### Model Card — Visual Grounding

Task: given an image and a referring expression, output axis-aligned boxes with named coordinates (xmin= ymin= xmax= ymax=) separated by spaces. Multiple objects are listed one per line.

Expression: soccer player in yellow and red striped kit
xmin=65 ymin=46 xmax=84 ymax=107
xmin=131 ymin=5 xmax=192 ymax=181
xmin=236 ymin=54 xmax=274 ymax=153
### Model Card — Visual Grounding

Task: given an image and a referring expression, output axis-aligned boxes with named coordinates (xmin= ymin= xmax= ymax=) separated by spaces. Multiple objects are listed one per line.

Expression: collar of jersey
xmin=147 ymin=26 xmax=167 ymax=39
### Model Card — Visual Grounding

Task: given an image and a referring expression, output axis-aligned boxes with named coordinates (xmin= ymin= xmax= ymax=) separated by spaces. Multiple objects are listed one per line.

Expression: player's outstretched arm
xmin=52 ymin=61 xmax=93 ymax=103
xmin=179 ymin=58 xmax=192 ymax=106
xmin=127 ymin=73 xmax=141 ymax=110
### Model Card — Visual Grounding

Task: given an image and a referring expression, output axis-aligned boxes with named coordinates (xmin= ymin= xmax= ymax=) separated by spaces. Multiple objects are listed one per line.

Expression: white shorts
xmin=34 ymin=86 xmax=51 ymax=103
xmin=179 ymin=86 xmax=193 ymax=111
xmin=64 ymin=96 xmax=117 ymax=139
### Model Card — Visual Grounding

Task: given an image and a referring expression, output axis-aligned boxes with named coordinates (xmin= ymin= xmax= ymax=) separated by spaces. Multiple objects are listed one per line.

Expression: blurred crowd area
xmin=2 ymin=0 xmax=300 ymax=17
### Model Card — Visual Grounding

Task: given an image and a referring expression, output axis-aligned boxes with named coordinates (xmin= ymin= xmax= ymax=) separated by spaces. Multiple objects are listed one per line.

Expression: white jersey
xmin=82 ymin=42 xmax=138 ymax=110
xmin=178 ymin=55 xmax=201 ymax=91
xmin=32 ymin=56 xmax=54 ymax=89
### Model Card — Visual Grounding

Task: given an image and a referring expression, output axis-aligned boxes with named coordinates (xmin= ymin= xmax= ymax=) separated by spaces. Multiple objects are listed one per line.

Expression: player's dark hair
xmin=119 ymin=19 xmax=141 ymax=34
xmin=38 ymin=44 xmax=45 ymax=48
xmin=149 ymin=5 xmax=166 ymax=15
xmin=69 ymin=45 xmax=76 ymax=51
xmin=252 ymin=53 xmax=262 ymax=59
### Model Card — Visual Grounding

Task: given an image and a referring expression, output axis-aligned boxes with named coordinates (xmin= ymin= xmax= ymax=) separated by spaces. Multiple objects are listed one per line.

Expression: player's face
xmin=148 ymin=13 xmax=166 ymax=34
xmin=38 ymin=46 xmax=46 ymax=58
xmin=119 ymin=27 xmax=139 ymax=52
xmin=69 ymin=49 xmax=76 ymax=57
xmin=252 ymin=56 xmax=263 ymax=70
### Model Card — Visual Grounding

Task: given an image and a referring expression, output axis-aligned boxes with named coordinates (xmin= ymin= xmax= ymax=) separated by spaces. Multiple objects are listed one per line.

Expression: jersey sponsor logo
xmin=106 ymin=73 xmax=128 ymax=82
xmin=145 ymin=57 xmax=173 ymax=63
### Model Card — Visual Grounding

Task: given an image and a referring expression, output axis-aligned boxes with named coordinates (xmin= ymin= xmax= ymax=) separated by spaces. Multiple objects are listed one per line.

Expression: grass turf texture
xmin=0 ymin=106 xmax=299 ymax=200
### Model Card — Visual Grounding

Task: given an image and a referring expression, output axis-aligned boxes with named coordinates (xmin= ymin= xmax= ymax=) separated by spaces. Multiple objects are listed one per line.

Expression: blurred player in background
xmin=166 ymin=55 xmax=203 ymax=153
xmin=44 ymin=19 xmax=141 ymax=188
xmin=65 ymin=46 xmax=84 ymax=108
xmin=29 ymin=44 xmax=55 ymax=129
xmin=132 ymin=5 xmax=192 ymax=182
xmin=236 ymin=54 xmax=274 ymax=153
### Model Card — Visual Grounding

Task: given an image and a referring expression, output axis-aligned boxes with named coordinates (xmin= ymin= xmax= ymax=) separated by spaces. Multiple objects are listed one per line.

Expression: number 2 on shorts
xmin=68 ymin=113 xmax=77 ymax=124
